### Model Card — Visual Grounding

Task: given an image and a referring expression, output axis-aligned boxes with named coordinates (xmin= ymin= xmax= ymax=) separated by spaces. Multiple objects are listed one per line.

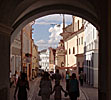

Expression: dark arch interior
xmin=11 ymin=4 xmax=99 ymax=43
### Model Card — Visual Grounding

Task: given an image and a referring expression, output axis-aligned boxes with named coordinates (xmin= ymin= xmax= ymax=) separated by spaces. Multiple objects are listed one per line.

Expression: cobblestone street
xmin=10 ymin=77 xmax=98 ymax=100
xmin=32 ymin=78 xmax=86 ymax=100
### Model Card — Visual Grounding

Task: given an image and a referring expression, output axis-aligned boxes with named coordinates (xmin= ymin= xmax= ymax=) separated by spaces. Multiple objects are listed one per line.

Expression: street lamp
xmin=61 ymin=62 xmax=64 ymax=67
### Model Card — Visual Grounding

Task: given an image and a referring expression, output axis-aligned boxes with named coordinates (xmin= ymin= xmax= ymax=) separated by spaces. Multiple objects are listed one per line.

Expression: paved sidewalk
xmin=80 ymin=84 xmax=98 ymax=100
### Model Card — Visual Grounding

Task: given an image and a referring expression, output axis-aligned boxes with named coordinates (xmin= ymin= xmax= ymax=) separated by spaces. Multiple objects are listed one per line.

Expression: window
xmin=69 ymin=49 xmax=71 ymax=54
xmin=77 ymin=39 xmax=78 ymax=45
xmin=73 ymin=47 xmax=75 ymax=54
xmin=79 ymin=38 xmax=80 ymax=45
xmin=81 ymin=37 xmax=83 ymax=44
xmin=78 ymin=20 xmax=79 ymax=30
xmin=89 ymin=61 xmax=91 ymax=67
xmin=93 ymin=29 xmax=95 ymax=39
xmin=87 ymin=60 xmax=88 ymax=66
xmin=92 ymin=42 xmax=93 ymax=49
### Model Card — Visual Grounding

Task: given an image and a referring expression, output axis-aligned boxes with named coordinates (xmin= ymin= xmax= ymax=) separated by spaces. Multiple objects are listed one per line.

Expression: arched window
xmin=81 ymin=37 xmax=83 ymax=44
xmin=73 ymin=47 xmax=75 ymax=54
xmin=69 ymin=48 xmax=71 ymax=54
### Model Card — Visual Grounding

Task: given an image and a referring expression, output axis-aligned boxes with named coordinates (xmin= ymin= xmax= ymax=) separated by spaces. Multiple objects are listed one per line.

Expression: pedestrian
xmin=10 ymin=70 xmax=13 ymax=88
xmin=14 ymin=71 xmax=18 ymax=87
xmin=79 ymin=71 xmax=84 ymax=86
xmin=61 ymin=72 xmax=64 ymax=82
xmin=14 ymin=72 xmax=29 ymax=100
xmin=51 ymin=81 xmax=68 ymax=100
xmin=69 ymin=73 xmax=80 ymax=100
xmin=39 ymin=72 xmax=52 ymax=100
xmin=53 ymin=69 xmax=62 ymax=85
xmin=65 ymin=70 xmax=70 ymax=91
xmin=16 ymin=71 xmax=19 ymax=84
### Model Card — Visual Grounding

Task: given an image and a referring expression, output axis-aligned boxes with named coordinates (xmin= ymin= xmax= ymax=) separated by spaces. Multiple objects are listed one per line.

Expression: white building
xmin=39 ymin=49 xmax=49 ymax=71
xmin=10 ymin=32 xmax=21 ymax=75
xmin=84 ymin=21 xmax=99 ymax=88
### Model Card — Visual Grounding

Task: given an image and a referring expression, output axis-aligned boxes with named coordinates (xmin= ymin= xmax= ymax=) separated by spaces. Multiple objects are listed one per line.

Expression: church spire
xmin=63 ymin=14 xmax=65 ymax=33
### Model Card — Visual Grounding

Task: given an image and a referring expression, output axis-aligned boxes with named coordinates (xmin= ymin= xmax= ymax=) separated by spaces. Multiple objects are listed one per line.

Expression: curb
xmin=80 ymin=88 xmax=89 ymax=100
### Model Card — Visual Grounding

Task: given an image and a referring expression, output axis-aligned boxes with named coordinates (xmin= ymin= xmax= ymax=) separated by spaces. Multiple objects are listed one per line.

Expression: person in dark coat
xmin=69 ymin=73 xmax=80 ymax=100
xmin=53 ymin=69 xmax=62 ymax=85
xmin=14 ymin=72 xmax=29 ymax=100
xmin=39 ymin=72 xmax=52 ymax=100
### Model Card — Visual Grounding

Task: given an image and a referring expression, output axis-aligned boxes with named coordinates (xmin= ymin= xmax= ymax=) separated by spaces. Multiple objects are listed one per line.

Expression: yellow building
xmin=60 ymin=16 xmax=84 ymax=76
xmin=32 ymin=40 xmax=39 ymax=79
xmin=21 ymin=21 xmax=34 ymax=80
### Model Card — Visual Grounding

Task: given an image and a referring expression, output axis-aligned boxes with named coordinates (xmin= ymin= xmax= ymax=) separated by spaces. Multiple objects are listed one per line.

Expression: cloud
xmin=35 ymin=14 xmax=72 ymax=25
xmin=35 ymin=23 xmax=67 ymax=50
xmin=34 ymin=21 xmax=56 ymax=25
xmin=48 ymin=24 xmax=63 ymax=45
xmin=34 ymin=14 xmax=72 ymax=50
xmin=36 ymin=40 xmax=46 ymax=44
xmin=36 ymin=40 xmax=57 ymax=47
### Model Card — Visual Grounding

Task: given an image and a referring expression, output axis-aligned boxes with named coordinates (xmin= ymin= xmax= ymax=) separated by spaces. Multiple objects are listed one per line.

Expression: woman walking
xmin=14 ymin=72 xmax=29 ymax=100
xmin=39 ymin=72 xmax=52 ymax=100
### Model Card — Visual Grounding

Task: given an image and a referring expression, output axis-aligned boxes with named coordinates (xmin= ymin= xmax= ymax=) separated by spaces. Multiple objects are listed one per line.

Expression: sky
xmin=32 ymin=14 xmax=72 ymax=51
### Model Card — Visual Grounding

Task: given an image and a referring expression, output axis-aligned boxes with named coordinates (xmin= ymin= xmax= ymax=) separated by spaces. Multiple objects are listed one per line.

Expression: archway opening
xmin=10 ymin=14 xmax=99 ymax=100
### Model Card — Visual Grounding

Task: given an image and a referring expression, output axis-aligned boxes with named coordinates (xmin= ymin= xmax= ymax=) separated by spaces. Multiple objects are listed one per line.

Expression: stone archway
xmin=0 ymin=0 xmax=110 ymax=100
xmin=11 ymin=0 xmax=98 ymax=43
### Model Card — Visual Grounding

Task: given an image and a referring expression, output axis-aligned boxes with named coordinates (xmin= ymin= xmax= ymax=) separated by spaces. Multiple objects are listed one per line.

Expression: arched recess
xmin=11 ymin=0 xmax=99 ymax=43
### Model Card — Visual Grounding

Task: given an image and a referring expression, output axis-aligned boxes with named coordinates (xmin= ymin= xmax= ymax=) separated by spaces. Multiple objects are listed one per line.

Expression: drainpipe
xmin=76 ymin=20 xmax=79 ymax=79
xmin=67 ymin=41 xmax=68 ymax=67
xmin=63 ymin=14 xmax=65 ymax=33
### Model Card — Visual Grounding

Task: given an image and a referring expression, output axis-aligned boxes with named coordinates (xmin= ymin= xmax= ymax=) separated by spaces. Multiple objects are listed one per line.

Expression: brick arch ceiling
xmin=11 ymin=0 xmax=99 ymax=43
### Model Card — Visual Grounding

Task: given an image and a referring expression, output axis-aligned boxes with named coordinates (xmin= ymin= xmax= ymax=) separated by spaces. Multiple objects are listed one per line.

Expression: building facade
xmin=61 ymin=16 xmax=84 ymax=76
xmin=21 ymin=22 xmax=34 ymax=80
xmin=32 ymin=40 xmax=39 ymax=78
xmin=55 ymin=40 xmax=65 ymax=67
xmin=49 ymin=47 xmax=56 ymax=72
xmin=84 ymin=21 xmax=99 ymax=88
xmin=39 ymin=49 xmax=49 ymax=71
xmin=10 ymin=32 xmax=21 ymax=76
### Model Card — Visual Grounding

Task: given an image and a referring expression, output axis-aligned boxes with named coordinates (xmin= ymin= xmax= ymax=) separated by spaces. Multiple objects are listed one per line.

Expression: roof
xmin=39 ymin=49 xmax=47 ymax=53
xmin=56 ymin=46 xmax=64 ymax=50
